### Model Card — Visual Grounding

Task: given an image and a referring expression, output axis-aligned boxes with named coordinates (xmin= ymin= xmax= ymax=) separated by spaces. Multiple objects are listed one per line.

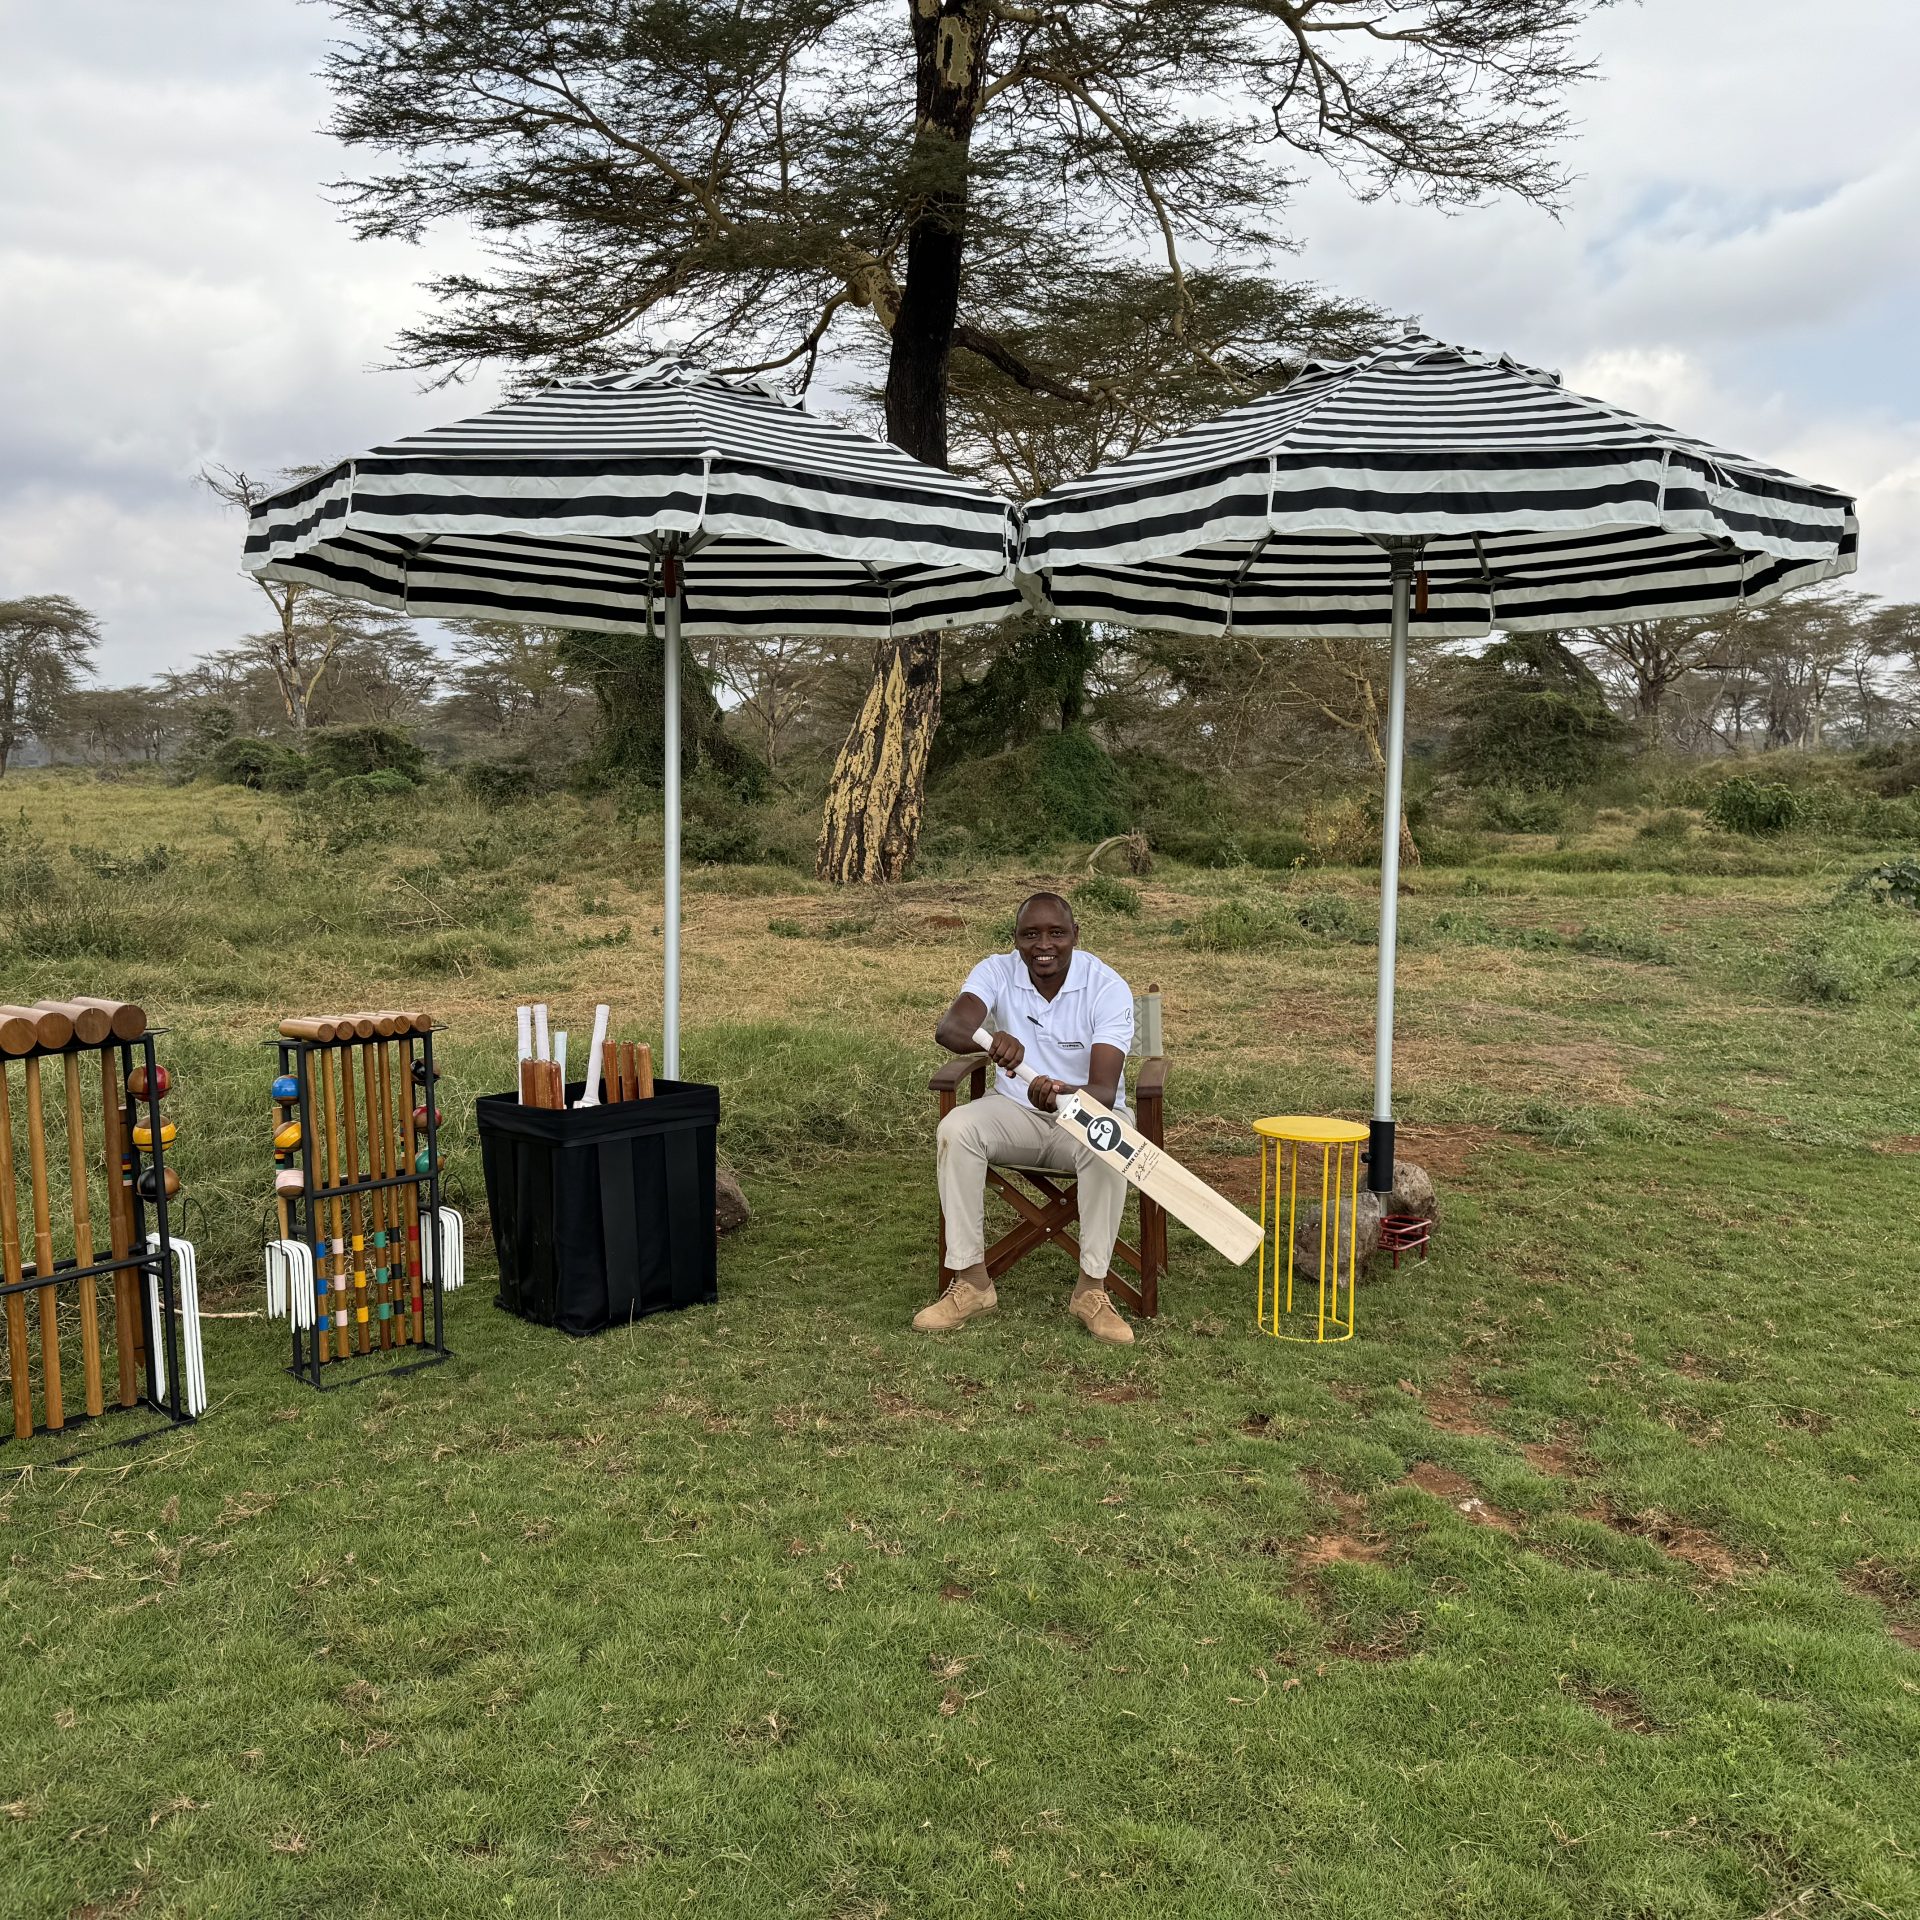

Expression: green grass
xmin=0 ymin=771 xmax=1917 ymax=1918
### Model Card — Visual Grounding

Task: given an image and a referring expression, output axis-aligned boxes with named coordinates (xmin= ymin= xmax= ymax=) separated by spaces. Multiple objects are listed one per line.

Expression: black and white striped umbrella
xmin=1022 ymin=332 xmax=1859 ymax=1188
xmin=245 ymin=360 xmax=1021 ymax=640
xmin=244 ymin=361 xmax=1022 ymax=1073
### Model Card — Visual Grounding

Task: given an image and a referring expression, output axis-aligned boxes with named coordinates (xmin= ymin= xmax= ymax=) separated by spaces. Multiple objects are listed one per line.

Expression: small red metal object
xmin=1380 ymin=1215 xmax=1432 ymax=1268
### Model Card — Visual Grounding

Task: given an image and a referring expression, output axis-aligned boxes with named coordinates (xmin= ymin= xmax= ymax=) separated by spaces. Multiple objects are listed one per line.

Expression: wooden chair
xmin=929 ymin=992 xmax=1168 ymax=1318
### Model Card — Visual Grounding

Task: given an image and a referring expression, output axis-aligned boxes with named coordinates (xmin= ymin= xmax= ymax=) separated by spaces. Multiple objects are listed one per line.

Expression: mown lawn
xmin=0 ymin=772 xmax=1916 ymax=1919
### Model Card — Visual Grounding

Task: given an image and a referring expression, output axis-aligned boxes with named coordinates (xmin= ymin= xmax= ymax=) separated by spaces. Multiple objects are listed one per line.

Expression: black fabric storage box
xmin=477 ymin=1079 xmax=718 ymax=1334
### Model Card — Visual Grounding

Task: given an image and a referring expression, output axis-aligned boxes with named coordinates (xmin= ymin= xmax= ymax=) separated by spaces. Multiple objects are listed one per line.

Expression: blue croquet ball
xmin=271 ymin=1074 xmax=301 ymax=1101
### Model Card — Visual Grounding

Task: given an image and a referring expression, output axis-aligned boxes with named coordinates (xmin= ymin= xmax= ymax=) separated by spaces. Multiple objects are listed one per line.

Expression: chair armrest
xmin=930 ymin=1053 xmax=990 ymax=1094
xmin=1135 ymin=1057 xmax=1168 ymax=1101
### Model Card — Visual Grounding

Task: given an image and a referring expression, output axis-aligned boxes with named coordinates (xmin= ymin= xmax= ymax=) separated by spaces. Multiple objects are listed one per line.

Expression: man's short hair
xmin=1016 ymin=890 xmax=1076 ymax=927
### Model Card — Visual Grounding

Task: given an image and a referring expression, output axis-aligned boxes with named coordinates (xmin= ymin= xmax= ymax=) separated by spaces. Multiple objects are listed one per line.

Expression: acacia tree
xmin=321 ymin=0 xmax=1602 ymax=879
xmin=0 ymin=596 xmax=99 ymax=777
xmin=1570 ymin=616 xmax=1726 ymax=744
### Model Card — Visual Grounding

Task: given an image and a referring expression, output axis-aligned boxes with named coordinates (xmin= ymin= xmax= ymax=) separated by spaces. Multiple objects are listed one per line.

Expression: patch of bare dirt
xmin=1396 ymin=1123 xmax=1515 ymax=1181
xmin=1583 ymin=1501 xmax=1749 ymax=1581
xmin=1400 ymin=1366 xmax=1506 ymax=1439
xmin=1520 ymin=1438 xmax=1588 ymax=1479
xmin=937 ymin=1581 xmax=973 ymax=1603
xmin=1082 ymin=1377 xmax=1159 ymax=1405
xmin=1401 ymin=1462 xmax=1519 ymax=1532
xmin=924 ymin=914 xmax=968 ymax=931
xmin=1290 ymin=1472 xmax=1390 ymax=1569
xmin=1843 ymin=1559 xmax=1920 ymax=1651
xmin=1874 ymin=1135 xmax=1920 ymax=1155
xmin=1565 ymin=1680 xmax=1659 ymax=1734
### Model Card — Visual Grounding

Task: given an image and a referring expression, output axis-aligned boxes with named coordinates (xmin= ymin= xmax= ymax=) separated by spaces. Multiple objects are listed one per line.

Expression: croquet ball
xmin=275 ymin=1169 xmax=304 ymax=1197
xmin=125 ymin=1166 xmax=181 ymax=1200
xmin=127 ymin=1065 xmax=171 ymax=1100
xmin=414 ymin=1148 xmax=434 ymax=1173
xmin=412 ymin=1060 xmax=440 ymax=1087
xmin=271 ymin=1074 xmax=301 ymax=1101
xmin=131 ymin=1121 xmax=177 ymax=1150
xmin=273 ymin=1120 xmax=302 ymax=1152
xmin=412 ymin=1105 xmax=444 ymax=1129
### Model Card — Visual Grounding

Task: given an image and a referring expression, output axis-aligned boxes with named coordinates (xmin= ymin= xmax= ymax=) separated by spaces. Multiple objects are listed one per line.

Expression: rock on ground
xmin=716 ymin=1167 xmax=751 ymax=1235
xmin=1290 ymin=1160 xmax=1436 ymax=1279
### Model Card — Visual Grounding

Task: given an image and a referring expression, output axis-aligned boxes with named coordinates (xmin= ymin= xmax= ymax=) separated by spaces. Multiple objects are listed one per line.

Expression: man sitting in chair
xmin=915 ymin=891 xmax=1136 ymax=1345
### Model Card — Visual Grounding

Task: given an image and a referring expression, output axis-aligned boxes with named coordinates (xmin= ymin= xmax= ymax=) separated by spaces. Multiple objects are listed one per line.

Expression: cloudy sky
xmin=3 ymin=1 xmax=1916 ymax=684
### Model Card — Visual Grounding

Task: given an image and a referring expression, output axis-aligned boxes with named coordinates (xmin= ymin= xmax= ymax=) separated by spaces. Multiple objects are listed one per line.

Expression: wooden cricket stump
xmin=270 ymin=1014 xmax=454 ymax=1391
xmin=0 ymin=999 xmax=203 ymax=1448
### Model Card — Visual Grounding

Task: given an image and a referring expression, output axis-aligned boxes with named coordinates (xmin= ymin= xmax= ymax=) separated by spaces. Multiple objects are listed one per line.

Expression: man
xmin=916 ymin=892 xmax=1136 ymax=1345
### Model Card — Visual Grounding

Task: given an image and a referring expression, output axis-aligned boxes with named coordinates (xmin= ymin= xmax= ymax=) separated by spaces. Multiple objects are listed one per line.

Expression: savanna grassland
xmin=0 ymin=769 xmax=1916 ymax=1920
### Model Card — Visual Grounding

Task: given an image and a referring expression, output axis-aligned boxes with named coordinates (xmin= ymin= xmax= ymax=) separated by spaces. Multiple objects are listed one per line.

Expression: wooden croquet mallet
xmin=635 ymin=1044 xmax=655 ymax=1100
xmin=99 ymin=1048 xmax=138 ymax=1404
xmin=319 ymin=1048 xmax=349 ymax=1361
xmin=340 ymin=1048 xmax=370 ymax=1355
xmin=373 ymin=1036 xmax=408 ymax=1346
xmin=399 ymin=1043 xmax=425 ymax=1341
xmin=0 ymin=1065 xmax=33 ymax=1439
xmin=21 ymin=1058 xmax=64 ymax=1429
xmin=361 ymin=1035 xmax=393 ymax=1349
xmin=63 ymin=1052 xmax=104 ymax=1417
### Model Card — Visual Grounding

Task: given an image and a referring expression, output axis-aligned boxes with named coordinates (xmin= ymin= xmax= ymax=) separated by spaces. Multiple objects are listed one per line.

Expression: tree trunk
xmin=816 ymin=0 xmax=990 ymax=885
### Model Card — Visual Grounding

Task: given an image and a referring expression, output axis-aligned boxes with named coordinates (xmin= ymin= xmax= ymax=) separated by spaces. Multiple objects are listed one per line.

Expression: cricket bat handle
xmin=970 ymin=1027 xmax=1074 ymax=1111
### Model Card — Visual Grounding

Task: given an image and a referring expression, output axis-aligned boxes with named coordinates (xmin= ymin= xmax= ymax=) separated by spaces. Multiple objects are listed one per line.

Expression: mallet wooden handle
xmin=63 ymin=1053 xmax=103 ymax=1418
xmin=100 ymin=1050 xmax=137 ymax=1405
xmin=0 ymin=1066 xmax=32 ymax=1438
xmin=280 ymin=1017 xmax=339 ymax=1043
xmin=22 ymin=1060 xmax=63 ymax=1429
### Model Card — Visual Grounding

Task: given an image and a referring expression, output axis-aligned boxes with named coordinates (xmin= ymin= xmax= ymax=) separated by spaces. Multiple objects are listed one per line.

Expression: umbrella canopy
xmin=244 ymin=360 xmax=1023 ymax=1074
xmin=1021 ymin=332 xmax=1859 ymax=1191
xmin=1022 ymin=331 xmax=1856 ymax=637
xmin=245 ymin=359 xmax=1021 ymax=639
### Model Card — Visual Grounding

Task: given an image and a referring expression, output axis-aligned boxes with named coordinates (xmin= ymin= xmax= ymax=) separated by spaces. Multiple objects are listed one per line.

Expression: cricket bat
xmin=971 ymin=1027 xmax=1263 ymax=1266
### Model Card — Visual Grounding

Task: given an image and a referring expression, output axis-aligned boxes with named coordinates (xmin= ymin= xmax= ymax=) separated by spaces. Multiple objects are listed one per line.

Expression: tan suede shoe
xmin=1069 ymin=1288 xmax=1135 ymax=1345
xmin=913 ymin=1280 xmax=997 ymax=1332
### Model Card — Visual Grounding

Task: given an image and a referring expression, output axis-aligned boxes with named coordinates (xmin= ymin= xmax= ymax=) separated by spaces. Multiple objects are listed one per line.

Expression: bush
xmin=679 ymin=773 xmax=766 ymax=865
xmin=1847 ymin=860 xmax=1920 ymax=912
xmin=307 ymin=724 xmax=429 ymax=787
xmin=1295 ymin=890 xmax=1375 ymax=943
xmin=332 ymin=769 xmax=417 ymax=800
xmin=1785 ymin=933 xmax=1874 ymax=1005
xmin=1572 ymin=922 xmax=1675 ymax=965
xmin=1475 ymin=787 xmax=1567 ymax=834
xmin=1074 ymin=873 xmax=1142 ymax=917
xmin=927 ymin=727 xmax=1130 ymax=855
xmin=209 ymin=737 xmax=309 ymax=792
xmin=460 ymin=754 xmax=555 ymax=808
xmin=1708 ymin=777 xmax=1800 ymax=836
xmin=1635 ymin=809 xmax=1694 ymax=844
xmin=1182 ymin=899 xmax=1300 ymax=953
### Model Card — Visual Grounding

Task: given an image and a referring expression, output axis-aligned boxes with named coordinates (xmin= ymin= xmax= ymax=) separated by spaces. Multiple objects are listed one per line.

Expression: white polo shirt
xmin=961 ymin=949 xmax=1134 ymax=1115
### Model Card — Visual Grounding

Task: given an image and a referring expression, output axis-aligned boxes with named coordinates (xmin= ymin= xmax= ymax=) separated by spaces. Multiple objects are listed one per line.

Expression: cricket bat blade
xmin=970 ymin=1027 xmax=1263 ymax=1266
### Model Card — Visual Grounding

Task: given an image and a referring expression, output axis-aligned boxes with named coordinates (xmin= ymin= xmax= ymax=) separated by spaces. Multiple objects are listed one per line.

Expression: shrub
xmin=1847 ymin=860 xmax=1920 ymax=912
xmin=679 ymin=772 xmax=765 ymax=865
xmin=1074 ymin=873 xmax=1142 ymax=917
xmin=1785 ymin=934 xmax=1873 ymax=1005
xmin=1475 ymin=787 xmax=1567 ymax=833
xmin=926 ymin=727 xmax=1129 ymax=854
xmin=307 ymin=724 xmax=428 ymax=787
xmin=1635 ymin=809 xmax=1694 ymax=844
xmin=332 ymin=769 xmax=417 ymax=800
xmin=1295 ymin=891 xmax=1375 ymax=943
xmin=460 ymin=754 xmax=552 ymax=808
xmin=1182 ymin=899 xmax=1299 ymax=953
xmin=1707 ymin=777 xmax=1800 ymax=836
xmin=209 ymin=737 xmax=309 ymax=792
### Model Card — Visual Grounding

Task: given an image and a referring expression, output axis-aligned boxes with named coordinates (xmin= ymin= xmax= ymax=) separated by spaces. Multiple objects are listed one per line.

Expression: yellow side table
xmin=1254 ymin=1116 xmax=1371 ymax=1343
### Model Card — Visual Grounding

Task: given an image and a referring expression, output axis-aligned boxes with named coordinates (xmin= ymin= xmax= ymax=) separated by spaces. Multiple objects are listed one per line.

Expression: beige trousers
xmin=937 ymin=1094 xmax=1127 ymax=1281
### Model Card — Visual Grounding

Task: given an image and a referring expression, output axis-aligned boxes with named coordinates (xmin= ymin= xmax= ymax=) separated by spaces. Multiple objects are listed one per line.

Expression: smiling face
xmin=1014 ymin=893 xmax=1078 ymax=993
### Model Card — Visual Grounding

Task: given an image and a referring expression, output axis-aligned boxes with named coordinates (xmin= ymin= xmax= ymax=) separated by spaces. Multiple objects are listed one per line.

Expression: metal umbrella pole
xmin=1369 ymin=538 xmax=1423 ymax=1193
xmin=661 ymin=548 xmax=683 ymax=1080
